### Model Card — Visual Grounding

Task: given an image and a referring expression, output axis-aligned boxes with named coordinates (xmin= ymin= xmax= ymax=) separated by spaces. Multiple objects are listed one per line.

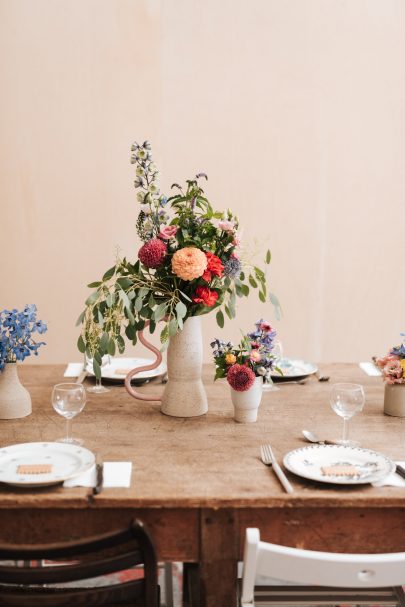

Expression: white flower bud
xmin=140 ymin=204 xmax=151 ymax=215
xmin=136 ymin=166 xmax=144 ymax=177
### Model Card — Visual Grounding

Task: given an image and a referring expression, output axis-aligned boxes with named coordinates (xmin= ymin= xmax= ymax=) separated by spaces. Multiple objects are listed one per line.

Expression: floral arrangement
xmin=0 ymin=305 xmax=47 ymax=371
xmin=78 ymin=140 xmax=276 ymax=378
xmin=376 ymin=335 xmax=405 ymax=384
xmin=211 ymin=319 xmax=278 ymax=391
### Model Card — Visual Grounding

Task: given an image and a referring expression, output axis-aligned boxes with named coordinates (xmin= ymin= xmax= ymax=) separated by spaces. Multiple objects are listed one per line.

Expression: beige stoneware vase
xmin=125 ymin=316 xmax=208 ymax=418
xmin=383 ymin=383 xmax=405 ymax=417
xmin=0 ymin=363 xmax=32 ymax=419
xmin=230 ymin=376 xmax=263 ymax=423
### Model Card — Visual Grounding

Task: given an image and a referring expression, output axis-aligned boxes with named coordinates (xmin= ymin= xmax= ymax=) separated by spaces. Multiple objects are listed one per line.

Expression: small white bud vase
xmin=230 ymin=376 xmax=263 ymax=423
xmin=383 ymin=383 xmax=405 ymax=417
xmin=0 ymin=363 xmax=32 ymax=419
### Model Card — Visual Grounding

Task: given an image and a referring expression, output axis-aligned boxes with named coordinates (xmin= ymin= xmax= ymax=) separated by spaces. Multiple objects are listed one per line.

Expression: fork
xmin=260 ymin=444 xmax=294 ymax=494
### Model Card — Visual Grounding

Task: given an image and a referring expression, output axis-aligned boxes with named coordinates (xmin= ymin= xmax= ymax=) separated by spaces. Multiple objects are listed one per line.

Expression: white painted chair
xmin=240 ymin=528 xmax=405 ymax=607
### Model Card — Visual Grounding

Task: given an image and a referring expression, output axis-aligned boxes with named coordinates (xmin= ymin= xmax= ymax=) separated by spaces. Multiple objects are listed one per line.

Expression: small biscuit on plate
xmin=321 ymin=465 xmax=358 ymax=477
xmin=17 ymin=464 xmax=53 ymax=475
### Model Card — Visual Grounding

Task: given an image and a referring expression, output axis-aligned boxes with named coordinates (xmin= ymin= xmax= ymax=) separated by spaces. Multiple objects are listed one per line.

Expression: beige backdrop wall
xmin=1 ymin=0 xmax=404 ymax=367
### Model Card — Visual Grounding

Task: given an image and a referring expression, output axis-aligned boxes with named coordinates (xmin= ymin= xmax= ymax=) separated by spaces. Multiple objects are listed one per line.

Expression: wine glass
xmin=86 ymin=355 xmax=111 ymax=394
xmin=52 ymin=383 xmax=86 ymax=445
xmin=263 ymin=340 xmax=283 ymax=392
xmin=330 ymin=383 xmax=365 ymax=446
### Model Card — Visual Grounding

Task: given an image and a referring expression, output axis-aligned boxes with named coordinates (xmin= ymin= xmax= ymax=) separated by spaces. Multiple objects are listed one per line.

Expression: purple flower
xmin=223 ymin=257 xmax=242 ymax=279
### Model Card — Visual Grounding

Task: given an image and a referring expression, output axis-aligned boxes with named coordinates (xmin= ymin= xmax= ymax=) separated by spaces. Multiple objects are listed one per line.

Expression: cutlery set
xmin=260 ymin=434 xmax=405 ymax=492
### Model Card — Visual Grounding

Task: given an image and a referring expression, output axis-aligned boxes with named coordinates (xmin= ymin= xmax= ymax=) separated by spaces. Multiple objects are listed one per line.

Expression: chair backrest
xmin=241 ymin=528 xmax=405 ymax=605
xmin=0 ymin=518 xmax=158 ymax=607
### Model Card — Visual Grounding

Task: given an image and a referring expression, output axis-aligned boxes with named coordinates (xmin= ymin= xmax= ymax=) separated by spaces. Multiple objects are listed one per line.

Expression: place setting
xmin=260 ymin=380 xmax=405 ymax=491
xmin=0 ymin=381 xmax=132 ymax=492
xmin=64 ymin=355 xmax=167 ymax=392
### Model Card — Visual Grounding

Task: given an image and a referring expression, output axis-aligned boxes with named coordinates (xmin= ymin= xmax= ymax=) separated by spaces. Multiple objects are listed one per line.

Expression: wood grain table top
xmin=0 ymin=363 xmax=403 ymax=509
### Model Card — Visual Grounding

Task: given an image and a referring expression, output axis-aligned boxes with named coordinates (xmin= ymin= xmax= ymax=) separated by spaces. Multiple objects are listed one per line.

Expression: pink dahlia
xmin=138 ymin=238 xmax=167 ymax=269
xmin=227 ymin=364 xmax=255 ymax=392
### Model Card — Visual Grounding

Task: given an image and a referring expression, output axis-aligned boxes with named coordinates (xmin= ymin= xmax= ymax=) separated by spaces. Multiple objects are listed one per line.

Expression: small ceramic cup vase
xmin=230 ymin=376 xmax=263 ymax=423
xmin=0 ymin=363 xmax=32 ymax=419
xmin=383 ymin=383 xmax=405 ymax=417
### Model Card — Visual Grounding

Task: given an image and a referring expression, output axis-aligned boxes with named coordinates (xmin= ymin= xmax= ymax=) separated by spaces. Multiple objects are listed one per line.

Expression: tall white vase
xmin=0 ymin=363 xmax=32 ymax=419
xmin=125 ymin=316 xmax=208 ymax=418
xmin=161 ymin=316 xmax=208 ymax=417
xmin=230 ymin=376 xmax=263 ymax=423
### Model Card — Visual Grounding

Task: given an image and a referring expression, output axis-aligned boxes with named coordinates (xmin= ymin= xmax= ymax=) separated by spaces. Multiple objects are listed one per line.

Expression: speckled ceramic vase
xmin=0 ymin=363 xmax=32 ymax=419
xmin=161 ymin=316 xmax=208 ymax=417
xmin=384 ymin=383 xmax=405 ymax=417
xmin=125 ymin=316 xmax=208 ymax=418
xmin=230 ymin=376 xmax=263 ymax=423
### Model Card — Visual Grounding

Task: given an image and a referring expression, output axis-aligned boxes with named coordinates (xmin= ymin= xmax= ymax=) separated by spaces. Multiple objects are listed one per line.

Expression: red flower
xmin=192 ymin=286 xmax=219 ymax=307
xmin=227 ymin=364 xmax=255 ymax=392
xmin=138 ymin=239 xmax=167 ymax=268
xmin=202 ymin=252 xmax=224 ymax=282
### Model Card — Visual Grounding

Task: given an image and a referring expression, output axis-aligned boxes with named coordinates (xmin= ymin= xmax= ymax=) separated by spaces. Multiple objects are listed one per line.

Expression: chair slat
xmin=0 ymin=519 xmax=159 ymax=607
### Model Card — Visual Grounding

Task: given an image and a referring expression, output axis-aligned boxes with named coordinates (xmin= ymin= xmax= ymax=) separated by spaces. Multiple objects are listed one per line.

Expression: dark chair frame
xmin=0 ymin=518 xmax=159 ymax=606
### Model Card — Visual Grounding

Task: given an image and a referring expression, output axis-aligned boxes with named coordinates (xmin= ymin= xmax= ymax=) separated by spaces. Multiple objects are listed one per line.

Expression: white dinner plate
xmin=271 ymin=358 xmax=318 ymax=381
xmin=86 ymin=357 xmax=166 ymax=381
xmin=0 ymin=442 xmax=95 ymax=488
xmin=283 ymin=445 xmax=395 ymax=485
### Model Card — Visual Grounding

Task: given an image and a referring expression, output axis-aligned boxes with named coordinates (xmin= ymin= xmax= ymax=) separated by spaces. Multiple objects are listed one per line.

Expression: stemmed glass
xmin=86 ymin=355 xmax=111 ymax=394
xmin=52 ymin=383 xmax=86 ymax=445
xmin=263 ymin=340 xmax=283 ymax=392
xmin=330 ymin=383 xmax=365 ymax=446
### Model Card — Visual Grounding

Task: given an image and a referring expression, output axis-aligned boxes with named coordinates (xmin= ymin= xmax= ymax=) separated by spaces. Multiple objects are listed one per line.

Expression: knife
xmin=93 ymin=456 xmax=104 ymax=495
xmin=396 ymin=464 xmax=405 ymax=480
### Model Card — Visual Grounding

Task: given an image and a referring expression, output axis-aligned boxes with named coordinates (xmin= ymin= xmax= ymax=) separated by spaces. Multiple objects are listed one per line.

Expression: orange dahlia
xmin=171 ymin=247 xmax=208 ymax=281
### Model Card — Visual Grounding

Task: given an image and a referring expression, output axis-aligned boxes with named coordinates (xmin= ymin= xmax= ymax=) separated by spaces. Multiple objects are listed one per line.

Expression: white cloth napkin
xmin=63 ymin=462 xmax=132 ymax=488
xmin=372 ymin=462 xmax=405 ymax=487
xmin=359 ymin=362 xmax=382 ymax=377
xmin=64 ymin=362 xmax=84 ymax=378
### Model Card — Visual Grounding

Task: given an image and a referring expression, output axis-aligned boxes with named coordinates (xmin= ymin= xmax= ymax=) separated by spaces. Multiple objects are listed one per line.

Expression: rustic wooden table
xmin=0 ymin=364 xmax=405 ymax=607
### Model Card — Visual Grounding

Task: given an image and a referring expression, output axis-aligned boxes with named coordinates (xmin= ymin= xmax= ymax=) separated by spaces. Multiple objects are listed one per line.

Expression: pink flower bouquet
xmin=375 ymin=336 xmax=405 ymax=384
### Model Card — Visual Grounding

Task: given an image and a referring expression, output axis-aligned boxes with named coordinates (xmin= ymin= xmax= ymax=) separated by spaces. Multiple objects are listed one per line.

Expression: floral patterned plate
xmin=0 ymin=442 xmax=95 ymax=488
xmin=271 ymin=358 xmax=317 ymax=381
xmin=283 ymin=445 xmax=395 ymax=485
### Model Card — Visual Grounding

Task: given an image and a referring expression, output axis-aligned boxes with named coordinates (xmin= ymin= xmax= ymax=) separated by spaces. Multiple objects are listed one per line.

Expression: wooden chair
xmin=240 ymin=528 xmax=405 ymax=607
xmin=0 ymin=519 xmax=159 ymax=607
